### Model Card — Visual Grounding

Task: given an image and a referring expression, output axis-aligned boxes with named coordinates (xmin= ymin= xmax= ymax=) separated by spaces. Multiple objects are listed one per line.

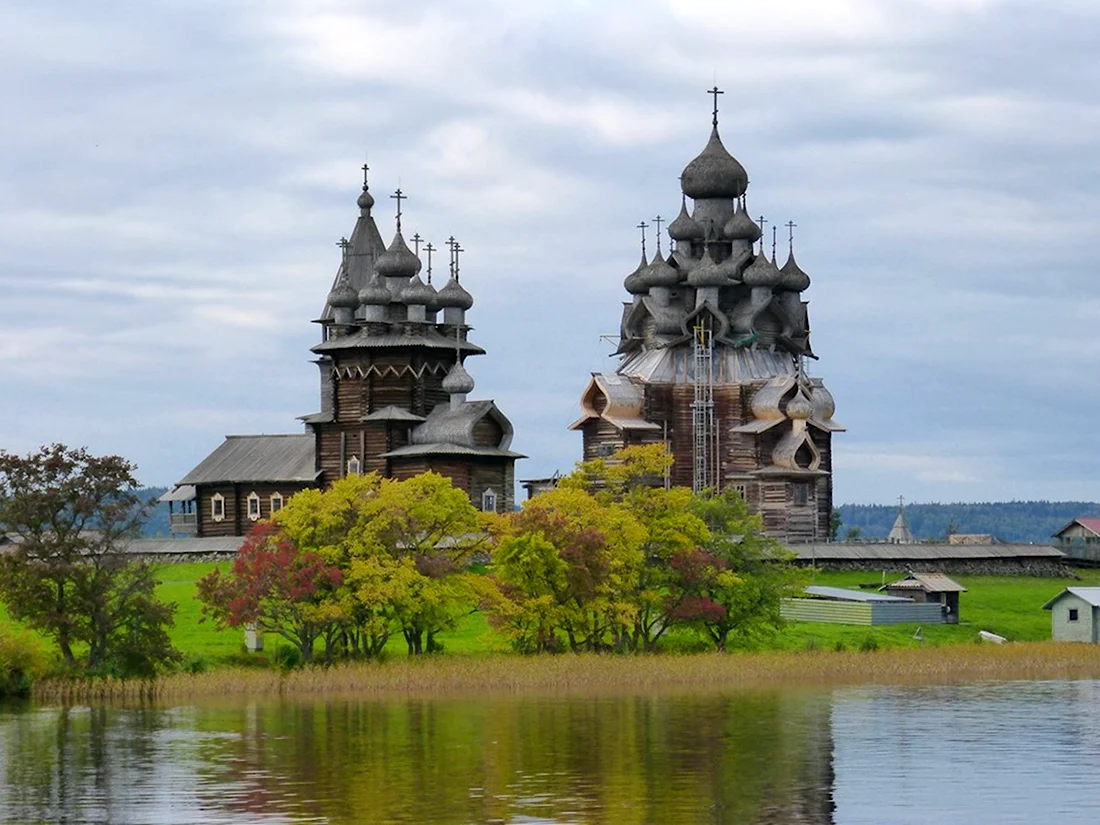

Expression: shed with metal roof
xmin=781 ymin=585 xmax=946 ymax=626
xmin=882 ymin=572 xmax=967 ymax=624
xmin=1042 ymin=587 xmax=1100 ymax=643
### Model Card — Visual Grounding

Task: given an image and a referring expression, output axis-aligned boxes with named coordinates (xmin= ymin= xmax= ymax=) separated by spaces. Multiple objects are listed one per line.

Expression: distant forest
xmin=836 ymin=501 xmax=1100 ymax=544
xmin=140 ymin=488 xmax=1099 ymax=545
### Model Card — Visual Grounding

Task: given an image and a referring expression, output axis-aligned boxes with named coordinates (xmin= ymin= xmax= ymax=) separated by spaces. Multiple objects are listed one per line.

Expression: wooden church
xmin=163 ymin=168 xmax=523 ymax=537
xmin=570 ymin=90 xmax=843 ymax=543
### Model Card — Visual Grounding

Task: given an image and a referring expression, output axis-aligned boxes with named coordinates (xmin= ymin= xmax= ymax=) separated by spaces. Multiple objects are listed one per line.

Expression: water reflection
xmin=0 ymin=691 xmax=835 ymax=824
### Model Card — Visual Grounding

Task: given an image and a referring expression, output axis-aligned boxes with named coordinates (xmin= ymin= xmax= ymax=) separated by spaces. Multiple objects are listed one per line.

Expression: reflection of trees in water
xmin=0 ymin=691 xmax=836 ymax=824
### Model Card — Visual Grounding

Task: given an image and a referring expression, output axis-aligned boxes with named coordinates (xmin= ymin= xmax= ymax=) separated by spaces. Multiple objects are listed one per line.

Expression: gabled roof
xmin=1042 ymin=587 xmax=1100 ymax=610
xmin=381 ymin=399 xmax=526 ymax=460
xmin=158 ymin=485 xmax=196 ymax=503
xmin=885 ymin=572 xmax=967 ymax=593
xmin=569 ymin=373 xmax=661 ymax=432
xmin=1053 ymin=517 xmax=1100 ymax=539
xmin=178 ymin=435 xmax=318 ymax=485
xmin=362 ymin=406 xmax=427 ymax=423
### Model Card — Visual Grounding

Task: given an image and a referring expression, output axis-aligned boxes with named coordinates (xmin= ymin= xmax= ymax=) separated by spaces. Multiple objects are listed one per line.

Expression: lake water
xmin=2 ymin=679 xmax=1100 ymax=823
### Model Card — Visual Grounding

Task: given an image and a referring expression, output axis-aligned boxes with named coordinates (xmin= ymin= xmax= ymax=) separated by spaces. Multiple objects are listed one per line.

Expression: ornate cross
xmin=786 ymin=220 xmax=797 ymax=251
xmin=637 ymin=220 xmax=648 ymax=258
xmin=757 ymin=215 xmax=768 ymax=253
xmin=336 ymin=236 xmax=350 ymax=264
xmin=425 ymin=241 xmax=435 ymax=283
xmin=707 ymin=85 xmax=724 ymax=126
xmin=771 ymin=225 xmax=778 ymax=261
xmin=653 ymin=215 xmax=664 ymax=253
xmin=390 ymin=188 xmax=405 ymax=233
xmin=453 ymin=240 xmax=464 ymax=281
xmin=898 ymin=495 xmax=905 ymax=509
xmin=447 ymin=236 xmax=456 ymax=278
xmin=411 ymin=232 xmax=422 ymax=257
xmin=361 ymin=162 xmax=369 ymax=189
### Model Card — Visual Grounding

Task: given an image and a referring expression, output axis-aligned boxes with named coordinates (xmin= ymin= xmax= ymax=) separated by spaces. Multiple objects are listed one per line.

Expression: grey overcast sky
xmin=2 ymin=0 xmax=1099 ymax=504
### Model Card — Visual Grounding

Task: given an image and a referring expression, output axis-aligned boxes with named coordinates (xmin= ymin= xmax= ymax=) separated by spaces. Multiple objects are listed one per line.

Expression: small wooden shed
xmin=1042 ymin=587 xmax=1100 ymax=643
xmin=882 ymin=572 xmax=967 ymax=624
xmin=781 ymin=585 xmax=945 ymax=626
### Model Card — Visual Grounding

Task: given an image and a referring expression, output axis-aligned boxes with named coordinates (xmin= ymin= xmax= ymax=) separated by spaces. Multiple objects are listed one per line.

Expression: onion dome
xmin=624 ymin=251 xmax=649 ymax=295
xmin=742 ymin=250 xmax=782 ymax=288
xmin=442 ymin=359 xmax=475 ymax=395
xmin=680 ymin=126 xmax=749 ymax=200
xmin=780 ymin=251 xmax=811 ymax=292
xmin=436 ymin=276 xmax=474 ymax=310
xmin=687 ymin=247 xmax=726 ymax=288
xmin=786 ymin=387 xmax=814 ymax=420
xmin=375 ymin=232 xmax=421 ymax=278
xmin=668 ymin=195 xmax=704 ymax=241
xmin=327 ymin=268 xmax=359 ymax=309
xmin=357 ymin=187 xmax=375 ymax=212
xmin=358 ymin=272 xmax=392 ymax=306
xmin=400 ymin=274 xmax=436 ymax=306
xmin=812 ymin=385 xmax=836 ymax=420
xmin=724 ymin=204 xmax=761 ymax=242
xmin=714 ymin=246 xmax=750 ymax=281
xmin=640 ymin=250 xmax=679 ymax=289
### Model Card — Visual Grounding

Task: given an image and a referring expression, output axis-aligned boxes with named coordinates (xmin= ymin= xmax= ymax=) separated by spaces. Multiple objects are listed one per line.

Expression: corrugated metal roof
xmin=804 ymin=585 xmax=913 ymax=603
xmin=887 ymin=572 xmax=967 ymax=593
xmin=178 ymin=435 xmax=318 ymax=485
xmin=1043 ymin=587 xmax=1100 ymax=609
xmin=787 ymin=543 xmax=1065 ymax=561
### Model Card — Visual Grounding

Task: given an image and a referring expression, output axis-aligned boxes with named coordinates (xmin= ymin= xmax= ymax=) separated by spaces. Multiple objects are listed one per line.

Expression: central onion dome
xmin=400 ymin=274 xmax=436 ymax=306
xmin=724 ymin=203 xmax=761 ymax=242
xmin=442 ymin=359 xmax=475 ymax=395
xmin=624 ymin=251 xmax=649 ymax=295
xmin=358 ymin=271 xmax=392 ymax=306
xmin=436 ymin=276 xmax=473 ymax=309
xmin=681 ymin=126 xmax=749 ymax=200
xmin=327 ymin=269 xmax=359 ymax=309
xmin=640 ymin=250 xmax=679 ymax=289
xmin=786 ymin=387 xmax=814 ymax=420
xmin=742 ymin=250 xmax=783 ymax=288
xmin=668 ymin=195 xmax=704 ymax=241
xmin=687 ymin=246 xmax=726 ymax=288
xmin=780 ymin=251 xmax=811 ymax=292
xmin=375 ymin=233 xmax=421 ymax=279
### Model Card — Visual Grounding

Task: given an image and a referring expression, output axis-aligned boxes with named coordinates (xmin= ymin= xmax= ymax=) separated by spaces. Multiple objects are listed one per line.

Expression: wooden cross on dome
xmin=425 ymin=241 xmax=435 ymax=283
xmin=786 ymin=220 xmax=797 ymax=252
xmin=361 ymin=162 xmax=370 ymax=188
xmin=412 ymin=232 xmax=422 ymax=257
xmin=653 ymin=214 xmax=664 ymax=254
xmin=390 ymin=188 xmax=405 ymax=233
xmin=637 ymin=220 xmax=648 ymax=258
xmin=708 ymin=85 xmax=724 ymax=126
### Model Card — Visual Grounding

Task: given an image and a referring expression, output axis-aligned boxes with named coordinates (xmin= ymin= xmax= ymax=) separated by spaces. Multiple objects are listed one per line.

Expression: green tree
xmin=0 ymin=444 xmax=179 ymax=676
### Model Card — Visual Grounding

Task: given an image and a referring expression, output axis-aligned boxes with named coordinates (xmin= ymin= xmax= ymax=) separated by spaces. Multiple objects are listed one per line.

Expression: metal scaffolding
xmin=692 ymin=323 xmax=715 ymax=493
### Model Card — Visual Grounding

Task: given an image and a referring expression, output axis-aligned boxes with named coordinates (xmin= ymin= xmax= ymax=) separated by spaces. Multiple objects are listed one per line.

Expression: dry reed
xmin=31 ymin=643 xmax=1100 ymax=705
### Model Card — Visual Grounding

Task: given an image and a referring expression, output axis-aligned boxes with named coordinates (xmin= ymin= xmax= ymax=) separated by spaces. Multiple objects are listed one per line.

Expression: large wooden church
xmin=162 ymin=168 xmax=523 ymax=537
xmin=570 ymin=92 xmax=843 ymax=543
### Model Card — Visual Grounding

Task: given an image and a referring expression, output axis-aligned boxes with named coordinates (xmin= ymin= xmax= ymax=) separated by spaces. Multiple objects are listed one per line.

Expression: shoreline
xmin=29 ymin=643 xmax=1100 ymax=705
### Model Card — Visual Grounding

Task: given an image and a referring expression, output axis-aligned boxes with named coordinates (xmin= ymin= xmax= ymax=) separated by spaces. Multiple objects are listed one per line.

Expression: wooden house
xmin=570 ymin=97 xmax=842 ymax=543
xmin=1052 ymin=517 xmax=1100 ymax=565
xmin=162 ymin=168 xmax=523 ymax=535
xmin=882 ymin=572 xmax=966 ymax=623
xmin=1042 ymin=587 xmax=1100 ymax=643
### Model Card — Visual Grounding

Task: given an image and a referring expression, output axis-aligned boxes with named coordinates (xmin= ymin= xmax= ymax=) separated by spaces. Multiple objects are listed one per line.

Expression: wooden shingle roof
xmin=178 ymin=435 xmax=318 ymax=485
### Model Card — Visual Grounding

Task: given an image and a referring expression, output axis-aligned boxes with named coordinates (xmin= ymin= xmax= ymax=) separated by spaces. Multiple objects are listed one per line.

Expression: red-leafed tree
xmin=196 ymin=522 xmax=344 ymax=664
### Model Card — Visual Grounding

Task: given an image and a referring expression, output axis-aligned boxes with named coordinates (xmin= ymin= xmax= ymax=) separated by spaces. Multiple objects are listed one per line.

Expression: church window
xmin=247 ymin=492 xmax=261 ymax=521
xmin=270 ymin=493 xmax=284 ymax=513
xmin=792 ymin=483 xmax=810 ymax=505
xmin=346 ymin=456 xmax=361 ymax=476
xmin=481 ymin=488 xmax=497 ymax=513
xmin=211 ymin=493 xmax=225 ymax=523
xmin=732 ymin=484 xmax=746 ymax=499
xmin=596 ymin=443 xmax=618 ymax=458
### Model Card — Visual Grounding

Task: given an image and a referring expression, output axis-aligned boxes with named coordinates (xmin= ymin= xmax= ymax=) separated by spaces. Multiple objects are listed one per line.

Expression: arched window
xmin=247 ymin=491 xmax=261 ymax=521
xmin=481 ymin=488 xmax=497 ymax=513
xmin=346 ymin=456 xmax=361 ymax=476
xmin=270 ymin=492 xmax=284 ymax=513
xmin=211 ymin=493 xmax=225 ymax=523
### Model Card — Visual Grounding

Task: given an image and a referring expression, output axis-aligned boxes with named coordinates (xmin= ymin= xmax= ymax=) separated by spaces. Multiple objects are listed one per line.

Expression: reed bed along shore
xmin=31 ymin=643 xmax=1100 ymax=704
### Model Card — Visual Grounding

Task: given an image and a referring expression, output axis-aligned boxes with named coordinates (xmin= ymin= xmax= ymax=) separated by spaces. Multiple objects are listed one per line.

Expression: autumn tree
xmin=196 ymin=521 xmax=344 ymax=663
xmin=0 ymin=444 xmax=179 ymax=676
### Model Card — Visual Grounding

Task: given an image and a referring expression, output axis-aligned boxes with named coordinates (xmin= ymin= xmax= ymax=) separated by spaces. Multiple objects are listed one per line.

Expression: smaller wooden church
xmin=162 ymin=167 xmax=523 ymax=537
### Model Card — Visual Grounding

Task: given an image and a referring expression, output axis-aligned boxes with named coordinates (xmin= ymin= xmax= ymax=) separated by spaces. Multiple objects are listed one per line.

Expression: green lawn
xmin=5 ymin=562 xmax=1097 ymax=668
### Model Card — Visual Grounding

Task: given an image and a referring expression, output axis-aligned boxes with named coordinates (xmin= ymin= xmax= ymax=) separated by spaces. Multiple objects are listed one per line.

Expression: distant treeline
xmin=141 ymin=487 xmax=171 ymax=536
xmin=836 ymin=501 xmax=1100 ymax=544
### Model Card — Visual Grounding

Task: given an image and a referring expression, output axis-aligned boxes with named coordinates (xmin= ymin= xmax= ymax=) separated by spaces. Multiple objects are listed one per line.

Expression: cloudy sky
xmin=2 ymin=0 xmax=1099 ymax=505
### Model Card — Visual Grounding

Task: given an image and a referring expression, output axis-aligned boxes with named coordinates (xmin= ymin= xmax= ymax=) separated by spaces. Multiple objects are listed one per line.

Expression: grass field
xmin=5 ymin=563 xmax=1099 ymax=668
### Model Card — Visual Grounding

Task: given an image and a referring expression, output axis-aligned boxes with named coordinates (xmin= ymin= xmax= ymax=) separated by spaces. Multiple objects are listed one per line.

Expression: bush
xmin=0 ymin=627 xmax=49 ymax=697
xmin=859 ymin=635 xmax=880 ymax=652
